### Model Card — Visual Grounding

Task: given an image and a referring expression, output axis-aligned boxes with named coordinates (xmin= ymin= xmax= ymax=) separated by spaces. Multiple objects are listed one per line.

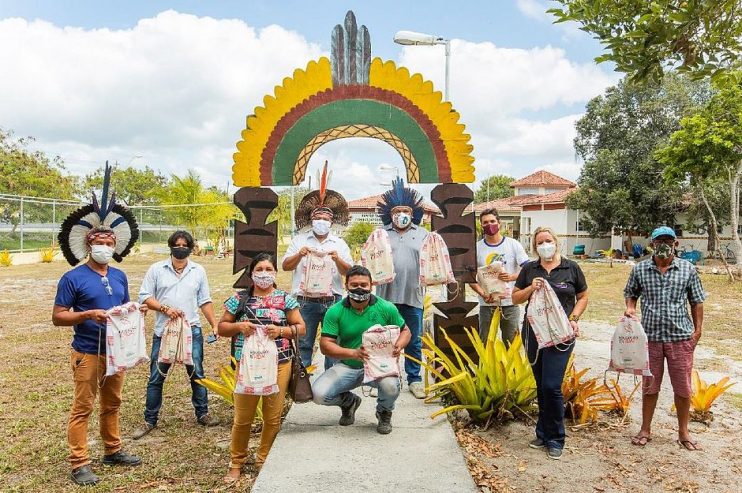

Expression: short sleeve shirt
xmin=282 ymin=232 xmax=353 ymax=296
xmin=476 ymin=236 xmax=530 ymax=306
xmin=514 ymin=258 xmax=588 ymax=318
xmin=54 ymin=264 xmax=130 ymax=354
xmin=224 ymin=289 xmax=299 ymax=363
xmin=623 ymin=257 xmax=706 ymax=342
xmin=374 ymin=224 xmax=428 ymax=308
xmin=321 ymin=295 xmax=406 ymax=369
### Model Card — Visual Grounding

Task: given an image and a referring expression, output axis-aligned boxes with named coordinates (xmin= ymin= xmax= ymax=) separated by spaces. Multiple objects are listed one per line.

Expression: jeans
xmin=144 ymin=326 xmax=207 ymax=425
xmin=312 ymin=362 xmax=401 ymax=413
xmin=523 ymin=324 xmax=574 ymax=450
xmin=231 ymin=361 xmax=292 ymax=468
xmin=396 ymin=304 xmax=423 ymax=384
xmin=479 ymin=305 xmax=520 ymax=348
xmin=68 ymin=351 xmax=123 ymax=469
xmin=298 ymin=295 xmax=340 ymax=369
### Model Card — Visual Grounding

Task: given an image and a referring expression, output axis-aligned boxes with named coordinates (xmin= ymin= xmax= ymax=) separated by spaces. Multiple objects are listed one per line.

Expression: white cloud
xmin=515 ymin=0 xmax=583 ymax=40
xmin=537 ymin=161 xmax=582 ymax=181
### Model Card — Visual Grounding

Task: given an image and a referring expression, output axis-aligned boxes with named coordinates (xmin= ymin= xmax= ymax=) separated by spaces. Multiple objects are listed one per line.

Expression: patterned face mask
xmin=654 ymin=243 xmax=674 ymax=259
xmin=348 ymin=287 xmax=371 ymax=302
xmin=252 ymin=271 xmax=276 ymax=289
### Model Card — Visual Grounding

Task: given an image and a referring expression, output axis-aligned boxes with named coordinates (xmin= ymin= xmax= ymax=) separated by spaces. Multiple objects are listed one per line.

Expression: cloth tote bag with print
xmin=607 ymin=317 xmax=652 ymax=377
xmin=158 ymin=315 xmax=194 ymax=366
xmin=300 ymin=250 xmax=335 ymax=297
xmin=476 ymin=261 xmax=509 ymax=298
xmin=361 ymin=228 xmax=396 ymax=285
xmin=419 ymin=232 xmax=456 ymax=286
xmin=105 ymin=302 xmax=149 ymax=376
xmin=235 ymin=325 xmax=279 ymax=395
xmin=526 ymin=282 xmax=574 ymax=349
xmin=362 ymin=325 xmax=401 ymax=384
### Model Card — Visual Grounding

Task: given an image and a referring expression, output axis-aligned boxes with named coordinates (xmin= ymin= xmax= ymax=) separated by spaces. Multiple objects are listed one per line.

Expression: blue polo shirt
xmin=54 ymin=264 xmax=130 ymax=354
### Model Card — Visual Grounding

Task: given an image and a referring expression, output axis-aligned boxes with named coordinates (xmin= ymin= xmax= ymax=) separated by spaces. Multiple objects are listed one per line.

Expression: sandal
xmin=677 ymin=439 xmax=702 ymax=451
xmin=631 ymin=434 xmax=651 ymax=446
xmin=223 ymin=467 xmax=241 ymax=483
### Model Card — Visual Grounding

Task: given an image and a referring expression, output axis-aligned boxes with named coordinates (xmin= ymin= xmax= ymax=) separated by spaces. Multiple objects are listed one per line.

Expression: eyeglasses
xmin=101 ymin=276 xmax=113 ymax=296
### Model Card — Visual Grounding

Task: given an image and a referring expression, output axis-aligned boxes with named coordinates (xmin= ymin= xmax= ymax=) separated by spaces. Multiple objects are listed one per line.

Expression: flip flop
xmin=631 ymin=434 xmax=651 ymax=446
xmin=677 ymin=439 xmax=702 ymax=451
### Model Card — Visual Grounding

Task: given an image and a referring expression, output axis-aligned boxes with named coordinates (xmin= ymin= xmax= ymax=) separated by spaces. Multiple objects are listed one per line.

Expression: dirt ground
xmin=0 ymin=253 xmax=740 ymax=492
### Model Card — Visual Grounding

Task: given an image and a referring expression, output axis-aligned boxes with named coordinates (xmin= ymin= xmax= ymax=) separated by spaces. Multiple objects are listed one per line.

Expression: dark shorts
xmin=643 ymin=340 xmax=695 ymax=398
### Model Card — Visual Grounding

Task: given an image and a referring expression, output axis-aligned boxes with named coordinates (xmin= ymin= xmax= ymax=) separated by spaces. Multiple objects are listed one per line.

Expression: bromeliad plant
xmin=561 ymin=356 xmax=616 ymax=425
xmin=689 ymin=370 xmax=735 ymax=423
xmin=195 ymin=358 xmax=264 ymax=421
xmin=40 ymin=245 xmax=56 ymax=263
xmin=406 ymin=309 xmax=537 ymax=426
xmin=0 ymin=250 xmax=11 ymax=267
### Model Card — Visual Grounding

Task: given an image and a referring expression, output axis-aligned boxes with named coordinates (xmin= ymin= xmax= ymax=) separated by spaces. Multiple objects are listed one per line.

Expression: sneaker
xmin=71 ymin=465 xmax=100 ymax=486
xmin=338 ymin=394 xmax=361 ymax=426
xmin=376 ymin=410 xmax=393 ymax=435
xmin=102 ymin=450 xmax=142 ymax=467
xmin=408 ymin=381 xmax=427 ymax=399
xmin=547 ymin=447 xmax=563 ymax=460
xmin=131 ymin=422 xmax=155 ymax=440
xmin=197 ymin=414 xmax=220 ymax=427
xmin=528 ymin=438 xmax=546 ymax=449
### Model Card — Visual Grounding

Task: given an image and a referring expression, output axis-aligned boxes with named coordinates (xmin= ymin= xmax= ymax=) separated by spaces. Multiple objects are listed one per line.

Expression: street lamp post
xmin=393 ymin=30 xmax=451 ymax=101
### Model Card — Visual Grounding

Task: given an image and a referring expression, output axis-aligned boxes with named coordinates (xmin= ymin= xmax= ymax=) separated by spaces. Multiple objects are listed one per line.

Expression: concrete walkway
xmin=252 ymin=380 xmax=477 ymax=492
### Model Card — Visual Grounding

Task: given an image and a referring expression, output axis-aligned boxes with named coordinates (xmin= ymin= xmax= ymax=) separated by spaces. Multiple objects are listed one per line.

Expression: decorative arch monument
xmin=230 ymin=11 xmax=479 ymax=358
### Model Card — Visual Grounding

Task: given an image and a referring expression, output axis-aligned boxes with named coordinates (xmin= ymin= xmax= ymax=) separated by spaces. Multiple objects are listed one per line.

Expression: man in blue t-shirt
xmin=53 ymin=227 xmax=144 ymax=486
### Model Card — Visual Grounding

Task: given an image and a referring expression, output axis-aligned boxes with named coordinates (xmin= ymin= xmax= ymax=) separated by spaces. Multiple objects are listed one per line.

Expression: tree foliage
xmin=268 ymin=187 xmax=310 ymax=240
xmin=343 ymin=221 xmax=375 ymax=259
xmin=474 ymin=175 xmax=515 ymax=203
xmin=566 ymin=75 xmax=711 ymax=237
xmin=83 ymin=164 xmax=168 ymax=206
xmin=549 ymin=0 xmax=742 ymax=83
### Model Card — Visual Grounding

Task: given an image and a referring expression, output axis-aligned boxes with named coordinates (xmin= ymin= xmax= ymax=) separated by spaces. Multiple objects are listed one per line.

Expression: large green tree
xmin=268 ymin=187 xmax=310 ymax=241
xmin=83 ymin=164 xmax=168 ymax=206
xmin=474 ymin=175 xmax=515 ymax=203
xmin=549 ymin=0 xmax=742 ymax=82
xmin=566 ymin=74 xmax=711 ymax=238
xmin=658 ymin=79 xmax=742 ymax=266
xmin=0 ymin=129 xmax=79 ymax=232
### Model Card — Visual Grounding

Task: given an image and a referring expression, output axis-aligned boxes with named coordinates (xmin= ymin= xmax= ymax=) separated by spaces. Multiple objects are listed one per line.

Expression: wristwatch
xmin=569 ymin=314 xmax=580 ymax=322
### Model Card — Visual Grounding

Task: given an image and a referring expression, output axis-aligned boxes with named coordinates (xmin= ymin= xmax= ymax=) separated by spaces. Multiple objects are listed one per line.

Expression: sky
xmin=0 ymin=0 xmax=620 ymax=201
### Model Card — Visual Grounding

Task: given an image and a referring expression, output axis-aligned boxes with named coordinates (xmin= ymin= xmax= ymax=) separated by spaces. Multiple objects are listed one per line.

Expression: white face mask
xmin=90 ymin=244 xmax=115 ymax=264
xmin=536 ymin=242 xmax=557 ymax=260
xmin=393 ymin=212 xmax=412 ymax=229
xmin=312 ymin=219 xmax=331 ymax=236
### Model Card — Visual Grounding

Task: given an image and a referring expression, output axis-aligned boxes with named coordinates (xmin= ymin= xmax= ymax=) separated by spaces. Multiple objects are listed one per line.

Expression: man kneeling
xmin=312 ymin=265 xmax=411 ymax=434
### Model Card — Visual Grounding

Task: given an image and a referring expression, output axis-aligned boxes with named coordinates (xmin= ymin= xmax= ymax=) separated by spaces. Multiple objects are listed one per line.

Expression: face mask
xmin=348 ymin=287 xmax=371 ymax=302
xmin=483 ymin=224 xmax=500 ymax=236
xmin=312 ymin=219 xmax=331 ymax=236
xmin=393 ymin=212 xmax=412 ymax=229
xmin=654 ymin=243 xmax=674 ymax=259
xmin=536 ymin=242 xmax=557 ymax=260
xmin=90 ymin=245 xmax=114 ymax=264
xmin=171 ymin=246 xmax=191 ymax=260
xmin=252 ymin=271 xmax=276 ymax=289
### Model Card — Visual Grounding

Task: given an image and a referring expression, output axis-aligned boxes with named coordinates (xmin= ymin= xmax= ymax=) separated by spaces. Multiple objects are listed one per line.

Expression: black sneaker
xmin=71 ymin=465 xmax=100 ymax=486
xmin=376 ymin=410 xmax=393 ymax=435
xmin=547 ymin=447 xmax=563 ymax=460
xmin=102 ymin=450 xmax=142 ymax=466
xmin=338 ymin=395 xmax=361 ymax=426
xmin=528 ymin=438 xmax=546 ymax=449
xmin=197 ymin=414 xmax=220 ymax=427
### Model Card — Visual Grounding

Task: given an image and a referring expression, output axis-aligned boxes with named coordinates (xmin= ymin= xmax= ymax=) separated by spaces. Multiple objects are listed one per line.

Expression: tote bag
xmin=419 ymin=232 xmax=456 ymax=286
xmin=526 ymin=282 xmax=574 ymax=349
xmin=158 ymin=315 xmax=194 ymax=366
xmin=476 ymin=261 xmax=509 ymax=298
xmin=362 ymin=324 xmax=401 ymax=384
xmin=361 ymin=228 xmax=396 ymax=285
xmin=607 ymin=317 xmax=652 ymax=377
xmin=300 ymin=250 xmax=335 ymax=297
xmin=105 ymin=302 xmax=149 ymax=376
xmin=235 ymin=325 xmax=279 ymax=395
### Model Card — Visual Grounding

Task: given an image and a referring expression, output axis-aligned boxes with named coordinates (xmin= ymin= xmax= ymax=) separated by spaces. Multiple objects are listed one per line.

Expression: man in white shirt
xmin=471 ymin=208 xmax=530 ymax=347
xmin=132 ymin=230 xmax=219 ymax=439
xmin=282 ymin=192 xmax=352 ymax=369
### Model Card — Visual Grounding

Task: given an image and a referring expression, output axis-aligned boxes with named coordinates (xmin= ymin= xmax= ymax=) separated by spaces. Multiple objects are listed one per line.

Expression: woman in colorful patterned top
xmin=218 ymin=253 xmax=305 ymax=482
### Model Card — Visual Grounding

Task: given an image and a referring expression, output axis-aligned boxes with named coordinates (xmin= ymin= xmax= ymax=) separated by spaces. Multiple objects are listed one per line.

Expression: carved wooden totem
xmin=232 ymin=187 xmax=279 ymax=289
xmin=430 ymin=183 xmax=478 ymax=362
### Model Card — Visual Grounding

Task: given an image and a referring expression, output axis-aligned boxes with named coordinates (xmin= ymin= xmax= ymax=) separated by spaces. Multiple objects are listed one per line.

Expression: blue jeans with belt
xmin=395 ymin=304 xmax=423 ymax=385
xmin=144 ymin=325 xmax=207 ymax=425
xmin=298 ymin=295 xmax=341 ymax=369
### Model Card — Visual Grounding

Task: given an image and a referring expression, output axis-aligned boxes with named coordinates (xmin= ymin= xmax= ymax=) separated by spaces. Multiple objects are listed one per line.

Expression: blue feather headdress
xmin=377 ymin=177 xmax=424 ymax=226
xmin=58 ymin=162 xmax=140 ymax=266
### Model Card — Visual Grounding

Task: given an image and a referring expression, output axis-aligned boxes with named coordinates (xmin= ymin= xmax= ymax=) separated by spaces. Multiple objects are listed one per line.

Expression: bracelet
xmin=569 ymin=314 xmax=580 ymax=322
xmin=160 ymin=304 xmax=170 ymax=313
xmin=279 ymin=327 xmax=284 ymax=338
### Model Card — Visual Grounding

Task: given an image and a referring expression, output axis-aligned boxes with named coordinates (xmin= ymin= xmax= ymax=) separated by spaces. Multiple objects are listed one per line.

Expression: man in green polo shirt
xmin=312 ymin=265 xmax=411 ymax=434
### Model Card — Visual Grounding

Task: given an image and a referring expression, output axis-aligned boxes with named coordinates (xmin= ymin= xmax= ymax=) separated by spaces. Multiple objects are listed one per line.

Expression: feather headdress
xmin=295 ymin=161 xmax=349 ymax=230
xmin=58 ymin=162 xmax=140 ymax=266
xmin=377 ymin=177 xmax=424 ymax=226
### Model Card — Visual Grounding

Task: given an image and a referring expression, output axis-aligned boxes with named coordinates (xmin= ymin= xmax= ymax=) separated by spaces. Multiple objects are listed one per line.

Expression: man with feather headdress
xmin=52 ymin=163 xmax=144 ymax=486
xmin=374 ymin=177 xmax=429 ymax=399
xmin=282 ymin=162 xmax=353 ymax=369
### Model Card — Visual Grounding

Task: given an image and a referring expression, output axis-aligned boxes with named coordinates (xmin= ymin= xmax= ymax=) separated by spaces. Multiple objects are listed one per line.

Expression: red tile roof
xmin=347 ymin=194 xmax=440 ymax=214
xmin=472 ymin=195 xmax=534 ymax=213
xmin=509 ymin=170 xmax=576 ymax=188
xmin=515 ymin=188 xmax=575 ymax=205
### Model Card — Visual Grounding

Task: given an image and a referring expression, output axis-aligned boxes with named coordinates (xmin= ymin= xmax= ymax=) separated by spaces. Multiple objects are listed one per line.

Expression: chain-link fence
xmin=0 ymin=194 xmax=234 ymax=252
